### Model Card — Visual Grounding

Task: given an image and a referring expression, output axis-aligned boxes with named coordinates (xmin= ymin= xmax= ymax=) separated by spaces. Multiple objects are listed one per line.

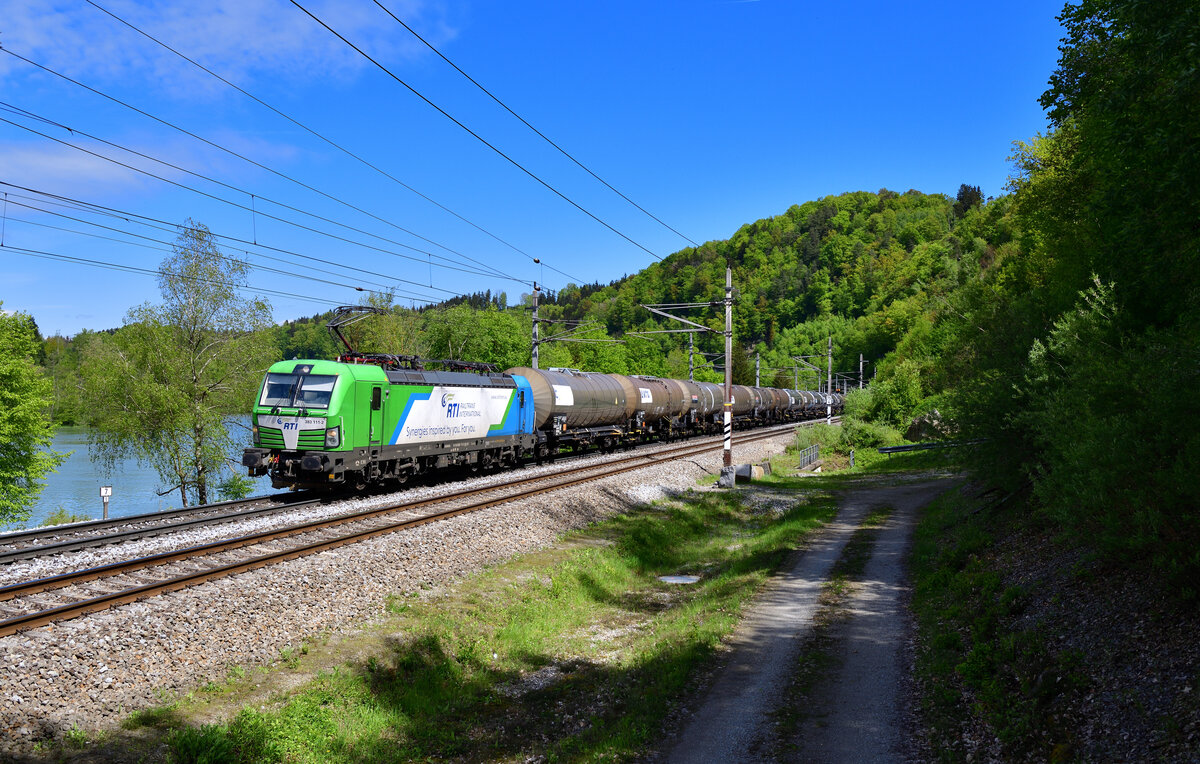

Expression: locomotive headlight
xmin=252 ymin=424 xmax=259 ymax=444
xmin=325 ymin=427 xmax=340 ymax=448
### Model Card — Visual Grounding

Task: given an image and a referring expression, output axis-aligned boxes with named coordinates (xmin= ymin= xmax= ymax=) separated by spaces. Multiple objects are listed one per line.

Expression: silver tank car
xmin=613 ymin=375 xmax=673 ymax=421
xmin=800 ymin=390 xmax=820 ymax=415
xmin=506 ymin=367 xmax=631 ymax=428
xmin=731 ymin=385 xmax=756 ymax=415
xmin=694 ymin=381 xmax=723 ymax=416
xmin=785 ymin=389 xmax=804 ymax=415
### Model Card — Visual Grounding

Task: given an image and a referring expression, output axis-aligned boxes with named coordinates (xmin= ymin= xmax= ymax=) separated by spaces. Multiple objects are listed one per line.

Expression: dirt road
xmin=664 ymin=476 xmax=956 ymax=763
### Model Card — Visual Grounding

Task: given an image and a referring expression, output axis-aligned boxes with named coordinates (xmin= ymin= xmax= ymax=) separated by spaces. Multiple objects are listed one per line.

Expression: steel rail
xmin=0 ymin=497 xmax=326 ymax=564
xmin=0 ymin=424 xmax=803 ymax=602
xmin=0 ymin=492 xmax=297 ymax=545
xmin=0 ymin=420 xmax=833 ymax=637
xmin=0 ymin=420 xmax=808 ymax=568
xmin=0 ymin=416 xmax=816 ymax=553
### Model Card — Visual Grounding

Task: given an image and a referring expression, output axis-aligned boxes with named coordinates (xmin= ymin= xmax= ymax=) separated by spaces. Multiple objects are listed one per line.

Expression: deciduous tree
xmin=81 ymin=221 xmax=279 ymax=506
xmin=0 ymin=304 xmax=65 ymax=524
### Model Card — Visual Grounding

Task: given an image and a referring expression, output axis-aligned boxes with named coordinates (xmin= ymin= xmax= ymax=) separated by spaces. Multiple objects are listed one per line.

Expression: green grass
xmin=158 ymin=486 xmax=836 ymax=763
xmin=783 ymin=421 xmax=966 ymax=475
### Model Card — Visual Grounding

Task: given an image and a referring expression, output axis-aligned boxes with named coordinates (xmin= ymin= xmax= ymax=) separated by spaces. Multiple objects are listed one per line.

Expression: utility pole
xmin=859 ymin=353 xmax=864 ymax=389
xmin=531 ymin=282 xmax=540 ymax=370
xmin=722 ymin=266 xmax=734 ymax=481
xmin=755 ymin=351 xmax=760 ymax=386
xmin=826 ymin=335 xmax=833 ymax=424
xmin=688 ymin=333 xmax=694 ymax=382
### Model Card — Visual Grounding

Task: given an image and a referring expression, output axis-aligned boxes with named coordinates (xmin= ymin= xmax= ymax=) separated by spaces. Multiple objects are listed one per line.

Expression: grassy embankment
xmin=118 ymin=453 xmax=852 ymax=763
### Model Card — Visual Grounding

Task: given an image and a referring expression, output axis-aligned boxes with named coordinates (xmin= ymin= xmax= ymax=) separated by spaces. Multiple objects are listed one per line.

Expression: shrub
xmin=840 ymin=418 xmax=905 ymax=450
xmin=216 ymin=473 xmax=254 ymax=501
xmin=167 ymin=724 xmax=233 ymax=764
xmin=43 ymin=508 xmax=91 ymax=526
xmin=867 ymin=359 xmax=923 ymax=428
xmin=1017 ymin=280 xmax=1200 ymax=596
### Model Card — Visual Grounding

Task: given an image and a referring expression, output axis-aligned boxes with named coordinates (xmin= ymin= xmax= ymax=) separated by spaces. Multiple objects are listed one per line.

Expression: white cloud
xmin=0 ymin=140 xmax=154 ymax=197
xmin=0 ymin=0 xmax=456 ymax=96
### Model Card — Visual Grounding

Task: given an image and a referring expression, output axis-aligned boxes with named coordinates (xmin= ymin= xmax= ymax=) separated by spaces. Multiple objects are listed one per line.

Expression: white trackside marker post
xmin=826 ymin=335 xmax=833 ymax=424
xmin=531 ymin=282 xmax=540 ymax=370
xmin=720 ymin=266 xmax=735 ymax=487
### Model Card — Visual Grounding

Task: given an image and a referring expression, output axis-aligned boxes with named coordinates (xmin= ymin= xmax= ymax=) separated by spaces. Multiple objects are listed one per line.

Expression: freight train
xmin=241 ymin=354 xmax=844 ymax=491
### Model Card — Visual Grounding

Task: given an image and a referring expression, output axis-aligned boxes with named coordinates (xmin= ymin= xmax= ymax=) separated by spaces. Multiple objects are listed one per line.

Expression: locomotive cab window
xmin=260 ymin=374 xmax=298 ymax=407
xmin=260 ymin=373 xmax=337 ymax=408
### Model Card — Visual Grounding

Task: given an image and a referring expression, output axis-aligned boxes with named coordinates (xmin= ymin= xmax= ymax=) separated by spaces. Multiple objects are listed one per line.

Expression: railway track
xmin=0 ymin=420 xmax=820 ymax=568
xmin=1 ymin=418 xmax=830 ymax=562
xmin=0 ymin=420 xmax=829 ymax=638
xmin=0 ymin=494 xmax=326 ymax=564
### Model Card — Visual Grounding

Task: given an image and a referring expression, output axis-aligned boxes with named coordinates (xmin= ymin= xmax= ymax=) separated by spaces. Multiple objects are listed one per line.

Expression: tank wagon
xmin=243 ymin=358 xmax=846 ymax=491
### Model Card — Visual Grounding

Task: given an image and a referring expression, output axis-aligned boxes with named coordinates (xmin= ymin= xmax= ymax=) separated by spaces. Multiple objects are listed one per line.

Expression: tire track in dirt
xmin=664 ymin=476 xmax=956 ymax=763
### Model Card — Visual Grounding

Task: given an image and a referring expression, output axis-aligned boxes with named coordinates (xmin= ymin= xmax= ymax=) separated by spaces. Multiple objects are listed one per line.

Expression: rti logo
xmin=442 ymin=392 xmax=460 ymax=418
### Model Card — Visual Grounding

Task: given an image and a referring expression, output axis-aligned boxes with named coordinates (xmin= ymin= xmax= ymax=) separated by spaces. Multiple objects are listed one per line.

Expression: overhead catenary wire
xmin=0 ymin=243 xmax=343 ymax=307
xmin=0 ymin=103 xmax=519 ymax=286
xmin=0 ymin=182 xmax=449 ymax=303
xmin=371 ymin=0 xmax=699 ymax=248
xmin=286 ymin=0 xmax=665 ymax=262
xmin=0 ymin=51 xmax=516 ymax=284
xmin=2 ymin=200 xmax=440 ymax=304
xmin=0 ymin=116 xmax=505 ymax=297
xmin=79 ymin=0 xmax=585 ymax=286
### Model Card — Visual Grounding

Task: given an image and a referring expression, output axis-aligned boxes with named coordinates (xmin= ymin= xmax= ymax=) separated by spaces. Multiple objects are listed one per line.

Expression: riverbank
xmin=9 ymin=425 xmax=269 ymax=531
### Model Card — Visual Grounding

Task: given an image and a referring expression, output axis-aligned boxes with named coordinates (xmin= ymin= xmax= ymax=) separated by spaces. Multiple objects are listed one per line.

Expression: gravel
xmin=0 ymin=431 xmax=795 ymax=753
xmin=0 ymin=433 xmax=778 ymax=588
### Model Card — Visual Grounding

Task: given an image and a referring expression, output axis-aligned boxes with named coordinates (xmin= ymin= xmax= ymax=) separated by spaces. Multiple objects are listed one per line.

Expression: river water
xmin=8 ymin=422 xmax=271 ymax=531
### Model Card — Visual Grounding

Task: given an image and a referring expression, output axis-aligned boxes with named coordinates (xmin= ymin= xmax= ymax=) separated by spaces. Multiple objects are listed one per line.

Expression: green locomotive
xmin=242 ymin=358 xmax=537 ymax=489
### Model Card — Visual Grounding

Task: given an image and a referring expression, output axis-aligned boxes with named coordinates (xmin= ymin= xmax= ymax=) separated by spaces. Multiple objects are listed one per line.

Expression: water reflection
xmin=11 ymin=418 xmax=271 ymax=530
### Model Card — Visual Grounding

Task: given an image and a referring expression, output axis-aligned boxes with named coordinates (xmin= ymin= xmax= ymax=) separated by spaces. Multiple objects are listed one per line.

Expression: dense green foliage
xmin=893 ymin=0 xmax=1200 ymax=589
xmin=0 ymin=303 xmax=64 ymax=523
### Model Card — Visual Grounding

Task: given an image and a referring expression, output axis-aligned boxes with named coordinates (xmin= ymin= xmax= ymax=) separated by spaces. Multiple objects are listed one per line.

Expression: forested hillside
xmin=280 ymin=185 xmax=1013 ymax=395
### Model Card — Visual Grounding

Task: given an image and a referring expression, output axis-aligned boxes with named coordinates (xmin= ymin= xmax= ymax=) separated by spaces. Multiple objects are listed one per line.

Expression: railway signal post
xmin=827 ymin=336 xmax=833 ymax=424
xmin=720 ymin=266 xmax=735 ymax=487
xmin=531 ymin=282 xmax=540 ymax=370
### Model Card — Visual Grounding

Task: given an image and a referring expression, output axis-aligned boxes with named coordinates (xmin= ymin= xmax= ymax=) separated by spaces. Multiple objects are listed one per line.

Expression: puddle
xmin=658 ymin=575 xmax=701 ymax=584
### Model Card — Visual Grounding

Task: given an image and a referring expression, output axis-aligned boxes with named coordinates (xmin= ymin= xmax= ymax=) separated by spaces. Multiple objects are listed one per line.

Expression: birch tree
xmin=82 ymin=220 xmax=278 ymax=506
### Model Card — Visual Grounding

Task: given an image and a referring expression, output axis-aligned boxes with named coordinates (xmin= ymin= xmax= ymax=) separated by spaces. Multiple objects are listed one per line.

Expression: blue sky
xmin=0 ymin=0 xmax=1066 ymax=337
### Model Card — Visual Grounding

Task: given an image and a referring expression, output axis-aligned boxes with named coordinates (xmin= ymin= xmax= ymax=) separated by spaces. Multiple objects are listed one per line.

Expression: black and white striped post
xmin=720 ymin=266 xmax=735 ymax=486
xmin=531 ymin=282 xmax=540 ymax=369
xmin=826 ymin=335 xmax=833 ymax=424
